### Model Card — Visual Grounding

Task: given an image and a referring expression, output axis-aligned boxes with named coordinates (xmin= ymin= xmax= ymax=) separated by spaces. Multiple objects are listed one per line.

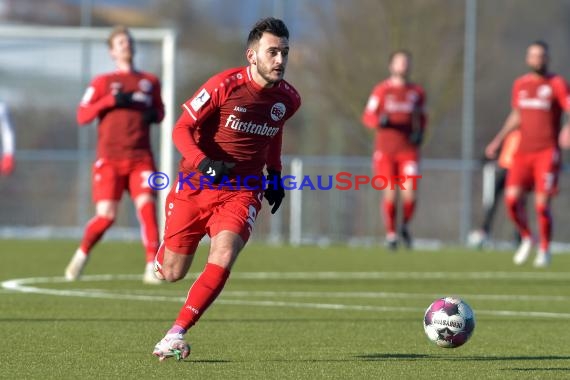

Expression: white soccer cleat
xmin=513 ymin=237 xmax=533 ymax=265
xmin=533 ymin=248 xmax=551 ymax=268
xmin=65 ymin=249 xmax=89 ymax=281
xmin=143 ymin=262 xmax=163 ymax=284
xmin=152 ymin=333 xmax=191 ymax=362
xmin=385 ymin=232 xmax=398 ymax=251
xmin=467 ymin=229 xmax=488 ymax=249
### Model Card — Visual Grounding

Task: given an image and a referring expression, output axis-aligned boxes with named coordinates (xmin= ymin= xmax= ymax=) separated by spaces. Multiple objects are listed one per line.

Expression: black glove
xmin=379 ymin=114 xmax=390 ymax=128
xmin=142 ymin=108 xmax=159 ymax=124
xmin=409 ymin=129 xmax=424 ymax=146
xmin=114 ymin=91 xmax=134 ymax=108
xmin=198 ymin=158 xmax=235 ymax=185
xmin=264 ymin=169 xmax=285 ymax=214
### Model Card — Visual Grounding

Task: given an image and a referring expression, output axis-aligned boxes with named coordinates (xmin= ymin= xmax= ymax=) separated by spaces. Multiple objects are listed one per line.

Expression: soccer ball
xmin=423 ymin=296 xmax=475 ymax=348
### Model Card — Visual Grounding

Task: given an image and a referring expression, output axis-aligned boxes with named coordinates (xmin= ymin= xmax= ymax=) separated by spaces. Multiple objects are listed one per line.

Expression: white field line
xmin=3 ymin=273 xmax=570 ymax=319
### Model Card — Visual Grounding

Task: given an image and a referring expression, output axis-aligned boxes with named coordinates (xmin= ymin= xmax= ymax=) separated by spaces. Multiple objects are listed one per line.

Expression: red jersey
xmin=361 ymin=79 xmax=426 ymax=154
xmin=77 ymin=70 xmax=165 ymax=160
xmin=511 ymin=73 xmax=570 ymax=152
xmin=173 ymin=66 xmax=301 ymax=184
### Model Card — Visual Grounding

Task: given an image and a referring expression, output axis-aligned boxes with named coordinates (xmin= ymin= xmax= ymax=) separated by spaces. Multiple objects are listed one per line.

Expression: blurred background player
xmin=65 ymin=26 xmax=165 ymax=283
xmin=151 ymin=17 xmax=301 ymax=361
xmin=486 ymin=40 xmax=570 ymax=267
xmin=0 ymin=100 xmax=15 ymax=176
xmin=361 ymin=50 xmax=427 ymax=250
xmin=468 ymin=129 xmax=521 ymax=249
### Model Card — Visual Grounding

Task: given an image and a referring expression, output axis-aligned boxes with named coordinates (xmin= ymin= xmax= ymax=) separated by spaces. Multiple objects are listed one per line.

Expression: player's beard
xmin=256 ymin=61 xmax=285 ymax=86
xmin=532 ymin=64 xmax=547 ymax=76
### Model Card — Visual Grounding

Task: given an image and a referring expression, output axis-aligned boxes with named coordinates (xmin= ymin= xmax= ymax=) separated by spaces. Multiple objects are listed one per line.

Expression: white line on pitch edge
xmin=2 ymin=274 xmax=570 ymax=320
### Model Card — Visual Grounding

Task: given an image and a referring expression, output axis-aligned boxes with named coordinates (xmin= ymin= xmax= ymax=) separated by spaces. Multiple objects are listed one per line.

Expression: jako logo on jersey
xmin=270 ymin=102 xmax=286 ymax=121
xmin=233 ymin=106 xmax=247 ymax=112
xmin=190 ymin=88 xmax=210 ymax=111
xmin=224 ymin=114 xmax=279 ymax=137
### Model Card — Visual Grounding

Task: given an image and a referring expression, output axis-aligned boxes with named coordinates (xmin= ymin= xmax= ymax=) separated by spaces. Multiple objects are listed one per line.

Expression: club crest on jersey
xmin=270 ymin=102 xmax=286 ymax=121
xmin=537 ymin=85 xmax=552 ymax=99
xmin=407 ymin=91 xmax=418 ymax=102
xmin=139 ymin=78 xmax=152 ymax=92
xmin=190 ymin=88 xmax=210 ymax=112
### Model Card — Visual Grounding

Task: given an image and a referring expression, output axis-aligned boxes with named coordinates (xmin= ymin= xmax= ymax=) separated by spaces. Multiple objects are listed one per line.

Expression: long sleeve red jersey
xmin=77 ymin=70 xmax=165 ymax=160
xmin=362 ymin=79 xmax=426 ymax=155
xmin=511 ymin=73 xmax=570 ymax=153
xmin=173 ymin=66 xmax=301 ymax=184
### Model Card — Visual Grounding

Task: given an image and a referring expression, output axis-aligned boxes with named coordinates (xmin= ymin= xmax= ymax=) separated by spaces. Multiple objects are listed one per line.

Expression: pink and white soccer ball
xmin=423 ymin=296 xmax=475 ymax=348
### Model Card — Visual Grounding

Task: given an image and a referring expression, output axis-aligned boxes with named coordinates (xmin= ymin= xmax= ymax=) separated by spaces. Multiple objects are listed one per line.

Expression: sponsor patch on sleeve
xmin=80 ymin=86 xmax=95 ymax=105
xmin=190 ymin=88 xmax=211 ymax=112
xmin=366 ymin=95 xmax=379 ymax=112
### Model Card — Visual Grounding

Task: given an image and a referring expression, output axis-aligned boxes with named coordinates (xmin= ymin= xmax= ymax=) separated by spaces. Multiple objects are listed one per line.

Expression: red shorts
xmin=163 ymin=180 xmax=263 ymax=255
xmin=372 ymin=149 xmax=420 ymax=178
xmin=506 ymin=147 xmax=561 ymax=195
xmin=92 ymin=157 xmax=156 ymax=202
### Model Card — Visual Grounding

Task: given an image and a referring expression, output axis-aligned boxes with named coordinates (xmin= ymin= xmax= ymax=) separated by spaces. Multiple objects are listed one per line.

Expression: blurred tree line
xmin=5 ymin=0 xmax=570 ymax=160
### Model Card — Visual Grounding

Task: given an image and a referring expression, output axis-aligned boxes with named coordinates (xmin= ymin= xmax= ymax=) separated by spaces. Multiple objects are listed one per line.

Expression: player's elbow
xmin=362 ymin=118 xmax=376 ymax=130
xmin=76 ymin=109 xmax=94 ymax=126
xmin=155 ymin=109 xmax=165 ymax=124
xmin=76 ymin=115 xmax=90 ymax=126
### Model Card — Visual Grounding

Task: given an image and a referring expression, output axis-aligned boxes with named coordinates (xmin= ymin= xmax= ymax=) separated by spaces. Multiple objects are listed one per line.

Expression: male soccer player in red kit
xmin=151 ymin=18 xmax=301 ymax=361
xmin=0 ymin=100 xmax=15 ymax=176
xmin=486 ymin=41 xmax=570 ymax=268
xmin=361 ymin=50 xmax=426 ymax=250
xmin=65 ymin=26 xmax=165 ymax=284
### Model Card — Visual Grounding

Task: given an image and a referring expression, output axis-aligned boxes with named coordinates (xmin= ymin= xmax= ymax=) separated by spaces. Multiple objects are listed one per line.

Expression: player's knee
xmin=96 ymin=209 xmax=117 ymax=221
xmin=161 ymin=267 xmax=185 ymax=282
xmin=208 ymin=248 xmax=238 ymax=270
xmin=535 ymin=204 xmax=550 ymax=218
xmin=504 ymin=194 xmax=519 ymax=210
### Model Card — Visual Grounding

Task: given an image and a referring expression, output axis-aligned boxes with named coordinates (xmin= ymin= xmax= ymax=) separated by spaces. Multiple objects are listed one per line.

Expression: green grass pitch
xmin=1 ymin=239 xmax=570 ymax=379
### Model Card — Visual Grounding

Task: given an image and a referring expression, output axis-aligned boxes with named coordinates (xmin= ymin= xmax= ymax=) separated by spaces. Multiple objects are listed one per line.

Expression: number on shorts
xmin=544 ymin=172 xmax=554 ymax=192
xmin=140 ymin=171 xmax=152 ymax=188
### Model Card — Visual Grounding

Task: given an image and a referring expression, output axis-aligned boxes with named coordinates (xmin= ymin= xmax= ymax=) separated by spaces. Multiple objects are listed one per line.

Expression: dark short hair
xmin=247 ymin=17 xmax=289 ymax=48
xmin=529 ymin=40 xmax=549 ymax=52
xmin=389 ymin=49 xmax=412 ymax=64
xmin=107 ymin=25 xmax=132 ymax=48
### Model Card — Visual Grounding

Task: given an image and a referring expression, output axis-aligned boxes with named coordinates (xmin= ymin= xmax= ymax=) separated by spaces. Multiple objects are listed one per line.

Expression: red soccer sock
xmin=137 ymin=202 xmax=159 ymax=263
xmin=174 ymin=263 xmax=230 ymax=330
xmin=402 ymin=199 xmax=416 ymax=225
xmin=382 ymin=199 xmax=396 ymax=234
xmin=535 ymin=204 xmax=552 ymax=251
xmin=79 ymin=216 xmax=114 ymax=254
xmin=505 ymin=195 xmax=530 ymax=239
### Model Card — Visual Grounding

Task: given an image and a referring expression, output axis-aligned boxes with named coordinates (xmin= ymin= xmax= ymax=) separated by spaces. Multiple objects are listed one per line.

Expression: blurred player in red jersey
xmin=65 ymin=26 xmax=165 ymax=283
xmin=486 ymin=41 xmax=570 ymax=267
xmin=151 ymin=18 xmax=301 ymax=361
xmin=0 ymin=101 xmax=15 ymax=176
xmin=361 ymin=50 xmax=427 ymax=250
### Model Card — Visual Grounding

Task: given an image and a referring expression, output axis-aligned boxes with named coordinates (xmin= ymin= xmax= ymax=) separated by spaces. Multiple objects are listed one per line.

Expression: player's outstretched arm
xmin=485 ymin=109 xmax=520 ymax=159
xmin=559 ymin=118 xmax=570 ymax=149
